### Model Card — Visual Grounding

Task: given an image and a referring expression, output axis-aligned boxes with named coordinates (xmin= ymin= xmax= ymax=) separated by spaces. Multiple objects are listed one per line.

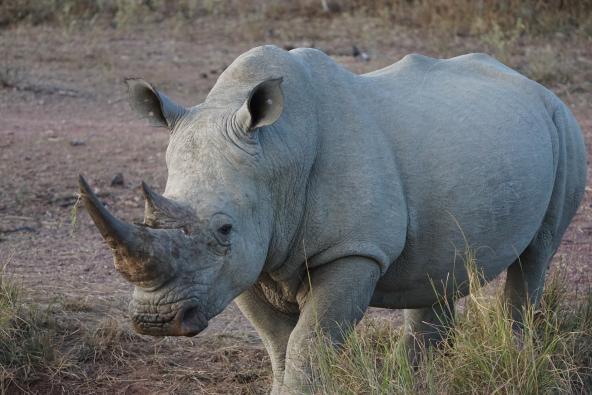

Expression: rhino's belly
xmin=371 ymin=142 xmax=556 ymax=309
xmin=370 ymin=253 xmax=510 ymax=309
xmin=370 ymin=246 xmax=518 ymax=309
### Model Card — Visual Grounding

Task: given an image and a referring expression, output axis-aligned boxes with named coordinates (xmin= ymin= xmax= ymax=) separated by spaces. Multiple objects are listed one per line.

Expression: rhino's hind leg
xmin=504 ymin=101 xmax=586 ymax=325
xmin=504 ymin=229 xmax=556 ymax=325
xmin=401 ymin=300 xmax=455 ymax=363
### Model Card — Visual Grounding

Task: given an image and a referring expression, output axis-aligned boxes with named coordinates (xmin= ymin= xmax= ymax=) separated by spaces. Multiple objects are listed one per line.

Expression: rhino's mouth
xmin=131 ymin=301 xmax=208 ymax=337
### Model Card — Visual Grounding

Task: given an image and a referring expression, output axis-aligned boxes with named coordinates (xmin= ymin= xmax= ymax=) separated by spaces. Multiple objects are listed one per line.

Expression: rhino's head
xmin=81 ymin=57 xmax=315 ymax=336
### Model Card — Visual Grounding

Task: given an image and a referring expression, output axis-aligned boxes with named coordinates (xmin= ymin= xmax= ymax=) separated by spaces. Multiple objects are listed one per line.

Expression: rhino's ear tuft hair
xmin=237 ymin=77 xmax=284 ymax=131
xmin=125 ymin=78 xmax=188 ymax=130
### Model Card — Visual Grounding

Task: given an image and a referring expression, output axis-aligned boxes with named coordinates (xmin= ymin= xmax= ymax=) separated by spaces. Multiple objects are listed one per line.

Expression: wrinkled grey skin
xmin=80 ymin=46 xmax=586 ymax=393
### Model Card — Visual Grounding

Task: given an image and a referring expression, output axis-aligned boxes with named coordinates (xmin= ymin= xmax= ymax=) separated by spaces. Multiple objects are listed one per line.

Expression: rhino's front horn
xmin=79 ymin=175 xmax=175 ymax=286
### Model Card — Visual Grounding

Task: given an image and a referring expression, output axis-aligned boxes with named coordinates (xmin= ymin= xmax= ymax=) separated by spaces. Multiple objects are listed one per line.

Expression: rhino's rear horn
xmin=141 ymin=181 xmax=194 ymax=228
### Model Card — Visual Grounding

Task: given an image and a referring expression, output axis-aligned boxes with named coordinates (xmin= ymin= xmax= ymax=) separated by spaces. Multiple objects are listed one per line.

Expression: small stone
xmin=359 ymin=52 xmax=371 ymax=62
xmin=69 ymin=139 xmax=86 ymax=146
xmin=111 ymin=173 xmax=124 ymax=187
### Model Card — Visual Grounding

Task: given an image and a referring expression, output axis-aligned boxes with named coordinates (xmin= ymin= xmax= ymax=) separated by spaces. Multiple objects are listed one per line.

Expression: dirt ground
xmin=1 ymin=14 xmax=591 ymax=394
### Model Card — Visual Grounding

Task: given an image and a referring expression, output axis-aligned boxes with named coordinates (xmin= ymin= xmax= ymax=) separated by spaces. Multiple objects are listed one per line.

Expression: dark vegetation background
xmin=2 ymin=0 xmax=592 ymax=35
xmin=0 ymin=1 xmax=591 ymax=393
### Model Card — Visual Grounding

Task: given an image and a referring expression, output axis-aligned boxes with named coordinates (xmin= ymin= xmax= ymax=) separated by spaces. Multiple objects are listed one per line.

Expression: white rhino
xmin=79 ymin=45 xmax=586 ymax=393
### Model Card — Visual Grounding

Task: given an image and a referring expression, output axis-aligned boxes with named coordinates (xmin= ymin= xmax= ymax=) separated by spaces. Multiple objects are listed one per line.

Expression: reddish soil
xmin=0 ymin=15 xmax=590 ymax=394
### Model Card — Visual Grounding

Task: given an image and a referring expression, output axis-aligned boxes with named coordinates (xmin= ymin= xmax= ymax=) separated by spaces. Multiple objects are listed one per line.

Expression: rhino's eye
xmin=210 ymin=213 xmax=234 ymax=246
xmin=217 ymin=224 xmax=232 ymax=236
xmin=214 ymin=224 xmax=232 ymax=246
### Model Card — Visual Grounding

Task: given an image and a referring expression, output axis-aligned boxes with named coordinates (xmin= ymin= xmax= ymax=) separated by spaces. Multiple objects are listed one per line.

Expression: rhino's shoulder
xmin=399 ymin=53 xmax=439 ymax=66
xmin=441 ymin=53 xmax=522 ymax=79
xmin=362 ymin=53 xmax=437 ymax=79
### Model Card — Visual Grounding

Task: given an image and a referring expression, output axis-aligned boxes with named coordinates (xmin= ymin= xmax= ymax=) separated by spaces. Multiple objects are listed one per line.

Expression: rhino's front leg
xmin=234 ymin=288 xmax=298 ymax=394
xmin=283 ymin=256 xmax=381 ymax=393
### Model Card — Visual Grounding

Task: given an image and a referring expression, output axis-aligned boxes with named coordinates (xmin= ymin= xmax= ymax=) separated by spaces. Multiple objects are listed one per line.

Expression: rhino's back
xmin=361 ymin=54 xmax=585 ymax=307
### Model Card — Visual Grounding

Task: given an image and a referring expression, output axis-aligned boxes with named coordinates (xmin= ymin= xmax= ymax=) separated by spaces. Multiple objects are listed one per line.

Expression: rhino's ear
xmin=236 ymin=77 xmax=284 ymax=131
xmin=125 ymin=78 xmax=187 ymax=130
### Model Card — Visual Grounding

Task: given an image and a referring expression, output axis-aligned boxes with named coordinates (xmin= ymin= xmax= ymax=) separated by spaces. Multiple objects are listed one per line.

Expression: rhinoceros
xmin=79 ymin=45 xmax=586 ymax=393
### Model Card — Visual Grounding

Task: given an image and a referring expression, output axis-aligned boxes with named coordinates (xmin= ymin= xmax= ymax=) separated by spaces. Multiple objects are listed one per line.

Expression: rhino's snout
xmin=132 ymin=301 xmax=208 ymax=337
xmin=81 ymin=175 xmax=212 ymax=337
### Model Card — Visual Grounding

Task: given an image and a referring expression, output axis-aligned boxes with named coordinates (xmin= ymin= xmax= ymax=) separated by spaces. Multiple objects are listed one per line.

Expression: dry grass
xmin=2 ymin=1 xmax=589 ymax=91
xmin=61 ymin=296 xmax=93 ymax=313
xmin=523 ymin=45 xmax=574 ymax=85
xmin=2 ymin=247 xmax=590 ymax=393
xmin=309 ymin=254 xmax=592 ymax=394
xmin=1 ymin=1 xmax=589 ymax=92
xmin=0 ymin=267 xmax=59 ymax=393
xmin=0 ymin=265 xmax=271 ymax=394
xmin=2 ymin=0 xmax=591 ymax=38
